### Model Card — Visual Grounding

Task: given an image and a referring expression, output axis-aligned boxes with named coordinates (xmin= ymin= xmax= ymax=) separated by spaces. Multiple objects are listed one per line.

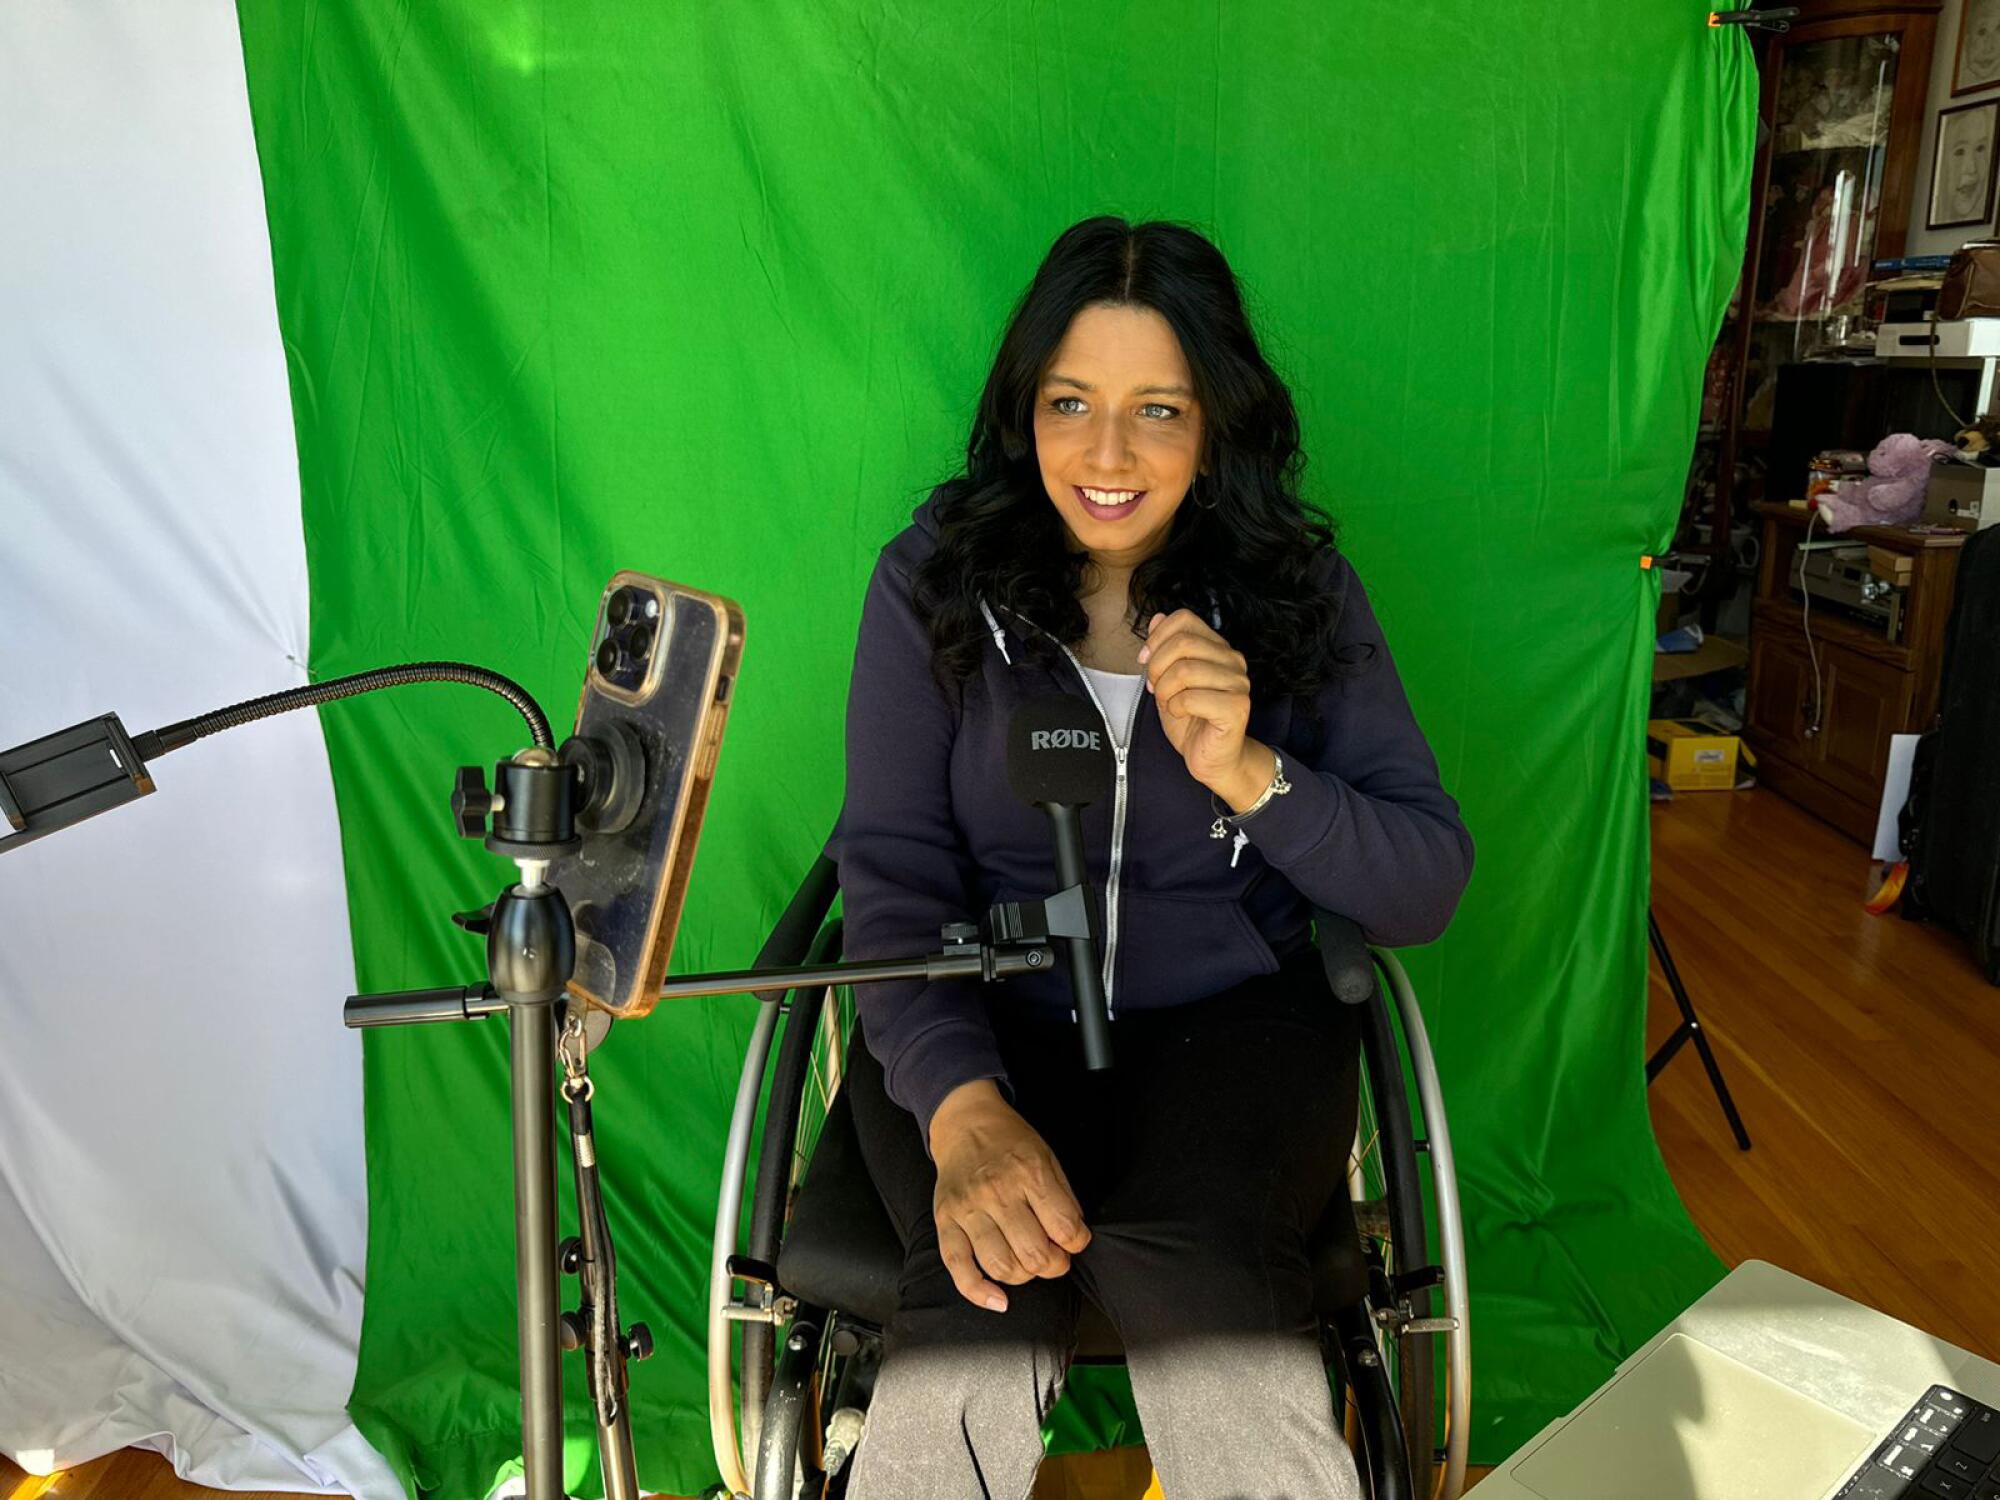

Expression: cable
xmin=1929 ymin=313 xmax=1971 ymax=432
xmin=132 ymin=662 xmax=553 ymax=760
xmin=1800 ymin=509 xmax=1825 ymax=739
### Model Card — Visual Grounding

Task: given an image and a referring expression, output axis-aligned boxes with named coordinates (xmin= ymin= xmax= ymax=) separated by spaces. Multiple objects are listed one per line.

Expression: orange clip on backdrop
xmin=234 ymin=4 xmax=1755 ymax=1494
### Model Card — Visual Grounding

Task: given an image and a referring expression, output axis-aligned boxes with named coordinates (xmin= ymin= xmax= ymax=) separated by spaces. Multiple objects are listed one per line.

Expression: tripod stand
xmin=345 ymin=746 xmax=653 ymax=1500
xmin=1645 ymin=907 xmax=1752 ymax=1152
xmin=342 ymin=745 xmax=1103 ymax=1500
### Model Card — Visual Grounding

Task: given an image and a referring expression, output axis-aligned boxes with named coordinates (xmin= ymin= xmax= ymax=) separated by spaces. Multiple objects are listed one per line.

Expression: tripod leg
xmin=1647 ymin=910 xmax=1752 ymax=1152
xmin=567 ymin=1083 xmax=642 ymax=1500
xmin=557 ymin=1012 xmax=645 ymax=1500
xmin=512 ymin=1001 xmax=567 ymax=1500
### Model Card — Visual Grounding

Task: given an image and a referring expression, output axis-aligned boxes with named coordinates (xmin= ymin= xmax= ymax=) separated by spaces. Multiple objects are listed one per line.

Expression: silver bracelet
xmin=1208 ymin=753 xmax=1291 ymax=839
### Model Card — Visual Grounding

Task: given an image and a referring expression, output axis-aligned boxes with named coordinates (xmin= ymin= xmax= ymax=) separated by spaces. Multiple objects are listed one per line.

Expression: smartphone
xmin=560 ymin=570 xmax=744 ymax=1019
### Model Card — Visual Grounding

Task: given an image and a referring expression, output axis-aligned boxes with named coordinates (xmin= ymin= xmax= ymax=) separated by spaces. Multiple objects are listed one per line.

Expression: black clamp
xmin=1709 ymin=7 xmax=1799 ymax=33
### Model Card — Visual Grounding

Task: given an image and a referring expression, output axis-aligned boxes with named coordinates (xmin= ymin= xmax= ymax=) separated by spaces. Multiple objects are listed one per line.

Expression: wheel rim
xmin=1350 ymin=1019 xmax=1442 ymax=1498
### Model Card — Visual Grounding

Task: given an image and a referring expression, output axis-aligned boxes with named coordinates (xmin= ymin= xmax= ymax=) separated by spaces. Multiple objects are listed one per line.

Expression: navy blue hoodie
xmin=833 ymin=492 xmax=1474 ymax=1138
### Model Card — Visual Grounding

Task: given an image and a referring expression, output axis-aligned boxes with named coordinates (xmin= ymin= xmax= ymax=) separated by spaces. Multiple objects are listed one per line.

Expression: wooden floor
xmin=1647 ymin=787 xmax=2000 ymax=1358
xmin=7 ymin=787 xmax=1994 ymax=1499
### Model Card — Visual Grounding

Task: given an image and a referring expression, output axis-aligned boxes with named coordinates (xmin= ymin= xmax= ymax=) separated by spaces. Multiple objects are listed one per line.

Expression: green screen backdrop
xmin=235 ymin=5 xmax=1755 ymax=1494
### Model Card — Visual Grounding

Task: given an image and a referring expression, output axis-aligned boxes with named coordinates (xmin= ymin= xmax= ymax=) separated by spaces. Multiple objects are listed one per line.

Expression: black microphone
xmin=1006 ymin=695 xmax=1114 ymax=1069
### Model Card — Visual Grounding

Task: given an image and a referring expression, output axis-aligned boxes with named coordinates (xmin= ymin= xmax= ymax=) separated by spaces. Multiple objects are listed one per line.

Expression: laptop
xmin=1475 ymin=1260 xmax=2000 ymax=1499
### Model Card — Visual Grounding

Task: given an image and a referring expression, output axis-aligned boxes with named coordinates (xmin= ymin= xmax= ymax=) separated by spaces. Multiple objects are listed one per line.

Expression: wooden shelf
xmin=1752 ymin=597 xmax=1910 ymax=667
xmin=1744 ymin=502 xmax=1965 ymax=843
xmin=1753 ymin=501 xmax=1971 ymax=551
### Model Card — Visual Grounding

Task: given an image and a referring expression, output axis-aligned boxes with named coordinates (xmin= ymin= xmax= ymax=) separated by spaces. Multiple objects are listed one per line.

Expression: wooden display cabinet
xmin=1746 ymin=501 xmax=1966 ymax=844
xmin=1690 ymin=1 xmax=1941 ymax=609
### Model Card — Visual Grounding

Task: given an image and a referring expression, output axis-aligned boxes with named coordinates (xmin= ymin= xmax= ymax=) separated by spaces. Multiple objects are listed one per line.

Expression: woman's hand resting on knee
xmin=927 ymin=1080 xmax=1092 ymax=1313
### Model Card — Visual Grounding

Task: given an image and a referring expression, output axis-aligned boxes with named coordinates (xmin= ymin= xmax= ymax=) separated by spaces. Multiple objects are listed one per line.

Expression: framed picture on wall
xmin=1929 ymin=99 xmax=2000 ymax=229
xmin=1956 ymin=0 xmax=2000 ymax=97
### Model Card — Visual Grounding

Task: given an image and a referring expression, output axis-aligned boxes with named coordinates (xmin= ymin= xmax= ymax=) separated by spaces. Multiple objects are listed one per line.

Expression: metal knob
xmin=624 ymin=1322 xmax=654 ymax=1362
xmin=451 ymin=766 xmax=494 ymax=839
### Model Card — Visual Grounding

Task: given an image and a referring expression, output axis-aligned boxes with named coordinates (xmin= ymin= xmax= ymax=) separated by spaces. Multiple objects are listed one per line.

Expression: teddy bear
xmin=1954 ymin=416 xmax=2000 ymax=466
xmin=1817 ymin=432 xmax=1959 ymax=532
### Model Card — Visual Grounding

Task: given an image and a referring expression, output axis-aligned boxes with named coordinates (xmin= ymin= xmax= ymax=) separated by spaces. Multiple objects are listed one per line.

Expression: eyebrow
xmin=1045 ymin=373 xmax=1194 ymax=398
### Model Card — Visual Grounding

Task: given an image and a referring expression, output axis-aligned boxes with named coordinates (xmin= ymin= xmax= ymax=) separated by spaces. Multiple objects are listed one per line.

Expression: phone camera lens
xmin=607 ymin=586 xmax=650 ymax=629
xmin=596 ymin=637 xmax=632 ymax=682
xmin=597 ymin=586 xmax=659 ymax=689
xmin=617 ymin=618 xmax=655 ymax=659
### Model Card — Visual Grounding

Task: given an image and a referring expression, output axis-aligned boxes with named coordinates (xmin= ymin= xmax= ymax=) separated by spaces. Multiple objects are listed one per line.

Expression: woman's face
xmin=1954 ymin=131 xmax=1992 ymax=210
xmin=1032 ymin=301 xmax=1205 ymax=572
xmin=1972 ymin=9 xmax=2000 ymax=75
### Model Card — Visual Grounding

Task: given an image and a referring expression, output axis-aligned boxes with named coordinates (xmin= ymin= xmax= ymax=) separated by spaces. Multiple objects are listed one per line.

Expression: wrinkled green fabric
xmin=235 ymin=4 xmax=1753 ymax=1493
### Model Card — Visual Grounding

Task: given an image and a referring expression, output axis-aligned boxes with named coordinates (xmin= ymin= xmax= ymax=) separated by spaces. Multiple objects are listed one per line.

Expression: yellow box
xmin=1647 ymin=719 xmax=1741 ymax=792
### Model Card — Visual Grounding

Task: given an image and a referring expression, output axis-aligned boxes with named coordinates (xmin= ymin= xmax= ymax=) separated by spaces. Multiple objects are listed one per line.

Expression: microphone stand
xmin=342 ymin=753 xmax=1099 ymax=1500
xmin=1022 ymin=800 xmax=1111 ymax=1070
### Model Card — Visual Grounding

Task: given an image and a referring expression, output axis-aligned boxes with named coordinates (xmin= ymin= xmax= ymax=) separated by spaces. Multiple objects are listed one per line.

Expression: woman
xmin=833 ymin=216 xmax=1473 ymax=1498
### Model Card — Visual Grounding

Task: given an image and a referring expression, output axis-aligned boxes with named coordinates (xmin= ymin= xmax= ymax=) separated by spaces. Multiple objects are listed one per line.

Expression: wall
xmin=1906 ymin=0 xmax=1997 ymax=259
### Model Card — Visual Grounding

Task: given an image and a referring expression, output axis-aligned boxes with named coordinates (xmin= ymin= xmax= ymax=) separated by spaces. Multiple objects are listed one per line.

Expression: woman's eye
xmin=1049 ymin=396 xmax=1086 ymax=415
xmin=1141 ymin=403 xmax=1180 ymax=420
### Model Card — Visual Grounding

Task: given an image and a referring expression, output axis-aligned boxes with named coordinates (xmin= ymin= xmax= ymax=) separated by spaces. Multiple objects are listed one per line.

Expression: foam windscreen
xmin=1006 ymin=694 xmax=1113 ymax=808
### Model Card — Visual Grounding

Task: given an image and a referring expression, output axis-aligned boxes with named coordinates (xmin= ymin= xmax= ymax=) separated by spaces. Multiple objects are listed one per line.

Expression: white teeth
xmin=1081 ymin=487 xmax=1140 ymax=505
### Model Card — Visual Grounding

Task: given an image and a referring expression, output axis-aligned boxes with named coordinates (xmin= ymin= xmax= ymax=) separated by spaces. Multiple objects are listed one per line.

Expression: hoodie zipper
xmin=986 ymin=600 xmax=1168 ymax=1020
xmin=1052 ymin=642 xmax=1143 ymax=1020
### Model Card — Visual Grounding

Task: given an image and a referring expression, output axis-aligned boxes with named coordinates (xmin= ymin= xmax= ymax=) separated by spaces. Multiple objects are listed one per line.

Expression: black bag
xmin=1901 ymin=525 xmax=2000 ymax=984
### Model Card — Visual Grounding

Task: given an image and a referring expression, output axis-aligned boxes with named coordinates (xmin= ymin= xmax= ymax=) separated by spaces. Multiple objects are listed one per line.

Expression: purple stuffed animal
xmin=1819 ymin=433 xmax=1958 ymax=532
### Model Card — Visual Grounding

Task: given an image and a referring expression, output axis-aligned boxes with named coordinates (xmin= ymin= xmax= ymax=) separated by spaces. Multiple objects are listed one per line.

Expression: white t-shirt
xmin=1079 ymin=665 xmax=1146 ymax=752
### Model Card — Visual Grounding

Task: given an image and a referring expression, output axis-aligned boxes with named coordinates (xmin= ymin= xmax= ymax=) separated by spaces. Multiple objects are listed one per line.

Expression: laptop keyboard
xmin=1835 ymin=1386 xmax=2000 ymax=1499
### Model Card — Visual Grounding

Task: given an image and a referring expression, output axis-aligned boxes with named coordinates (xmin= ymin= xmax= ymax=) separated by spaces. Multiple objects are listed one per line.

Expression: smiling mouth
xmin=1075 ymin=485 xmax=1146 ymax=519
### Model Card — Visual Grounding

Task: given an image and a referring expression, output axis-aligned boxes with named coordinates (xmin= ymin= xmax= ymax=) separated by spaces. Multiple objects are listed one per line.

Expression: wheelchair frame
xmin=705 ymin=858 xmax=1470 ymax=1499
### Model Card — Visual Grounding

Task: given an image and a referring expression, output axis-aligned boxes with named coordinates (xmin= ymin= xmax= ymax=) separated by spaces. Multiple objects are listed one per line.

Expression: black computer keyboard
xmin=1835 ymin=1385 xmax=2000 ymax=1498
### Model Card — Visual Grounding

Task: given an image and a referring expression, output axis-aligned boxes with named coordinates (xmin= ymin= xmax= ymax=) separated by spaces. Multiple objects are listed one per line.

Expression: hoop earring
xmin=1192 ymin=477 xmax=1217 ymax=511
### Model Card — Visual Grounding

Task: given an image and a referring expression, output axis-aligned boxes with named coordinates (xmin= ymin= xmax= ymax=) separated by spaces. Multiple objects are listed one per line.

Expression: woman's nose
xmin=1087 ymin=414 xmax=1133 ymax=470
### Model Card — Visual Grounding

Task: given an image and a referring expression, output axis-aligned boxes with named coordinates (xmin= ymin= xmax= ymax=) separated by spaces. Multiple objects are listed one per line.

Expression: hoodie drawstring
xmin=980 ymin=592 xmax=1219 ymax=666
xmin=977 ymin=597 xmax=1013 ymax=665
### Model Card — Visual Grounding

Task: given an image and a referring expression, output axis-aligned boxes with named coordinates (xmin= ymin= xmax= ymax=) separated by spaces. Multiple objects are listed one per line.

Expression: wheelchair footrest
xmin=1397 ymin=1316 xmax=1461 ymax=1335
xmin=724 ymin=1296 xmax=796 ymax=1325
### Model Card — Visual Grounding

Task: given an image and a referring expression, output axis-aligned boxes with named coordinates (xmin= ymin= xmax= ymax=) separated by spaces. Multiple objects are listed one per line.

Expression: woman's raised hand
xmin=1138 ymin=609 xmax=1254 ymax=786
xmin=927 ymin=1080 xmax=1092 ymax=1312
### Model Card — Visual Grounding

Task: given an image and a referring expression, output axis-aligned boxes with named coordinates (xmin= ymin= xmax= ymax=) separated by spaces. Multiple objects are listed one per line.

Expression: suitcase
xmin=1900 ymin=524 xmax=2000 ymax=984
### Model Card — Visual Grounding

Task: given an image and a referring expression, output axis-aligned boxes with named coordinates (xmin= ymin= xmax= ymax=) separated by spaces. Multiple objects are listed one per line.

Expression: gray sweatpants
xmin=844 ymin=949 xmax=1367 ymax=1499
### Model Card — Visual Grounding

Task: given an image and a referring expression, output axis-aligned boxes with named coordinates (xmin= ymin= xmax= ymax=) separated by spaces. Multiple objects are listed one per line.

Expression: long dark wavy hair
xmin=913 ymin=215 xmax=1355 ymax=725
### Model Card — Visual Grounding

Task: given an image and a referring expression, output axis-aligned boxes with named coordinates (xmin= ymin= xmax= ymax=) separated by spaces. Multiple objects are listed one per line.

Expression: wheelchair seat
xmin=774 ymin=1082 xmax=1373 ymax=1349
xmin=774 ymin=1087 xmax=904 ymax=1328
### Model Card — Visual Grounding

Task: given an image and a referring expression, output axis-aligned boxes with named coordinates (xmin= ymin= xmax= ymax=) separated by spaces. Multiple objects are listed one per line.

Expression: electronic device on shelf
xmin=1792 ymin=541 xmax=1906 ymax=638
xmin=1925 ymin=464 xmax=2000 ymax=533
xmin=1874 ymin=318 xmax=2000 ymax=360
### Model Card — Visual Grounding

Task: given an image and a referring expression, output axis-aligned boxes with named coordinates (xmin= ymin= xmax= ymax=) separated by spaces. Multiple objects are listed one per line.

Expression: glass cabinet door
xmin=1742 ymin=29 xmax=1902 ymax=430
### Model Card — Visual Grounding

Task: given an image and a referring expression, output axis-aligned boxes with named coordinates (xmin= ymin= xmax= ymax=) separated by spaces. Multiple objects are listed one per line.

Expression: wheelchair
xmin=703 ymin=848 xmax=1471 ymax=1500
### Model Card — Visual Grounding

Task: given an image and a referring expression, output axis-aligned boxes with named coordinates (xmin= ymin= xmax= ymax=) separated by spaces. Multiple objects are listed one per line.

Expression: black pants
xmin=845 ymin=945 xmax=1366 ymax=1499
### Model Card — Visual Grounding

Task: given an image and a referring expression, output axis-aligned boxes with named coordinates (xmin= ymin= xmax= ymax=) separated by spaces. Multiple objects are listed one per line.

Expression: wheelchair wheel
xmin=740 ymin=923 xmax=853 ymax=1469
xmin=1350 ymin=968 xmax=1437 ymax=1499
xmin=1347 ymin=952 xmax=1470 ymax=1500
